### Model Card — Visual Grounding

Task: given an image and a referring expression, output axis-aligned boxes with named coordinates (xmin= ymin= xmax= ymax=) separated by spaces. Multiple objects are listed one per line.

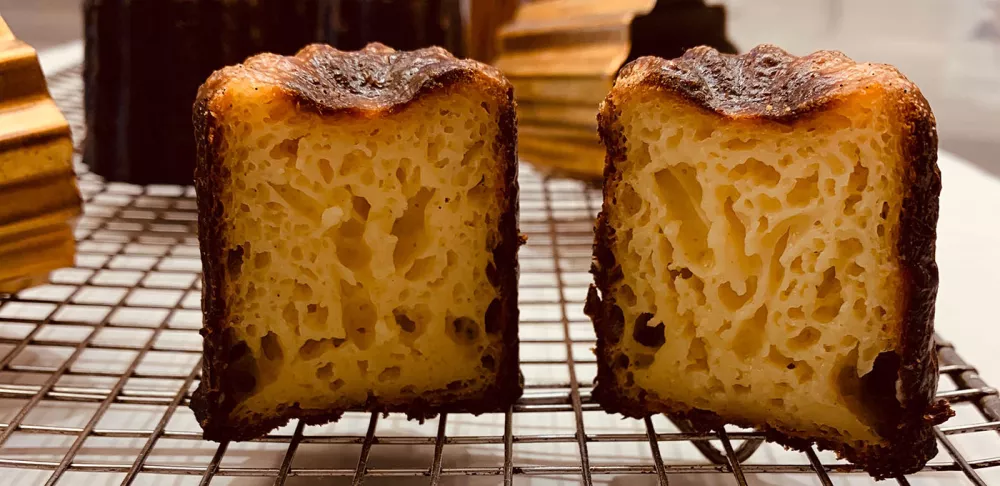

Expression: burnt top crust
xmin=614 ymin=44 xmax=931 ymax=122
xmin=197 ymin=42 xmax=511 ymax=116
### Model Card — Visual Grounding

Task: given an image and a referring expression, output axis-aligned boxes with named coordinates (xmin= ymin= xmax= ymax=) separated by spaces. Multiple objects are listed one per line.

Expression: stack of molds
xmin=494 ymin=0 xmax=735 ymax=180
xmin=0 ymin=16 xmax=81 ymax=293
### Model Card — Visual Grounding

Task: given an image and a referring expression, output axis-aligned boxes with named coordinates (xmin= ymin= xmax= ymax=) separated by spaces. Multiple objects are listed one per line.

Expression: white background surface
xmin=713 ymin=0 xmax=1000 ymax=174
xmin=935 ymin=152 xmax=1000 ymax=386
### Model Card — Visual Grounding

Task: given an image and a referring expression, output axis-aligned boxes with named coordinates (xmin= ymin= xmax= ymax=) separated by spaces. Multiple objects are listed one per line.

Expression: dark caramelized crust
xmin=196 ymin=43 xmax=512 ymax=118
xmin=614 ymin=44 xmax=929 ymax=121
xmin=589 ymin=45 xmax=952 ymax=478
xmin=192 ymin=43 xmax=521 ymax=441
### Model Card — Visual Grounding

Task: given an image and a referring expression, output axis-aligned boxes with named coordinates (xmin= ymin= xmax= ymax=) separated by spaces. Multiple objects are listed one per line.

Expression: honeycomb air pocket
xmin=448 ymin=317 xmax=481 ymax=345
xmin=631 ymin=313 xmax=664 ymax=348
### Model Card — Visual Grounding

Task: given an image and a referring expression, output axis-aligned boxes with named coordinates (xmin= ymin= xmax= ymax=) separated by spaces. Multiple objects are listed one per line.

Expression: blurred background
xmin=0 ymin=0 xmax=1000 ymax=175
xmin=6 ymin=0 xmax=997 ymax=175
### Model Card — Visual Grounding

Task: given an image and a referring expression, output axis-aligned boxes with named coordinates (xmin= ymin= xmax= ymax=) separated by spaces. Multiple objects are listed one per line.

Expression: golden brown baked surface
xmin=588 ymin=44 xmax=951 ymax=478
xmin=192 ymin=43 xmax=521 ymax=441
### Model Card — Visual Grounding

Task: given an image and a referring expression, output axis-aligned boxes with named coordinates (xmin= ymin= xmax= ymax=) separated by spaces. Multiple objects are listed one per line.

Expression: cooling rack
xmin=0 ymin=61 xmax=997 ymax=486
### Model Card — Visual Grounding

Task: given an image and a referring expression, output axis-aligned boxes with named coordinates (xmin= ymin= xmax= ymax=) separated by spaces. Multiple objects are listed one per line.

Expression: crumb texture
xmin=607 ymin=90 xmax=907 ymax=444
xmin=211 ymin=83 xmax=508 ymax=417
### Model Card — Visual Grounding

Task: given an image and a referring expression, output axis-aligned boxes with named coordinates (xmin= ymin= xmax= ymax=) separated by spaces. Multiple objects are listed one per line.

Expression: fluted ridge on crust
xmin=614 ymin=44 xmax=929 ymax=121
xmin=197 ymin=42 xmax=511 ymax=116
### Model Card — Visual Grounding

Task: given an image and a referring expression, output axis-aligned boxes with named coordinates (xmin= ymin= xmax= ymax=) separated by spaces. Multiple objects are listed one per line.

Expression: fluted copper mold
xmin=0 ymin=15 xmax=81 ymax=293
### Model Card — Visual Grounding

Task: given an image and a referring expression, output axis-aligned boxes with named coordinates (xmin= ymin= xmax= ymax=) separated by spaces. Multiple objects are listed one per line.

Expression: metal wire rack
xmin=0 ymin=61 xmax=997 ymax=486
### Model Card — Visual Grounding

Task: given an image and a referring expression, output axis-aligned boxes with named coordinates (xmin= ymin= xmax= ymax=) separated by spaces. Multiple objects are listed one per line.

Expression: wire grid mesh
xmin=0 ymin=63 xmax=997 ymax=486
